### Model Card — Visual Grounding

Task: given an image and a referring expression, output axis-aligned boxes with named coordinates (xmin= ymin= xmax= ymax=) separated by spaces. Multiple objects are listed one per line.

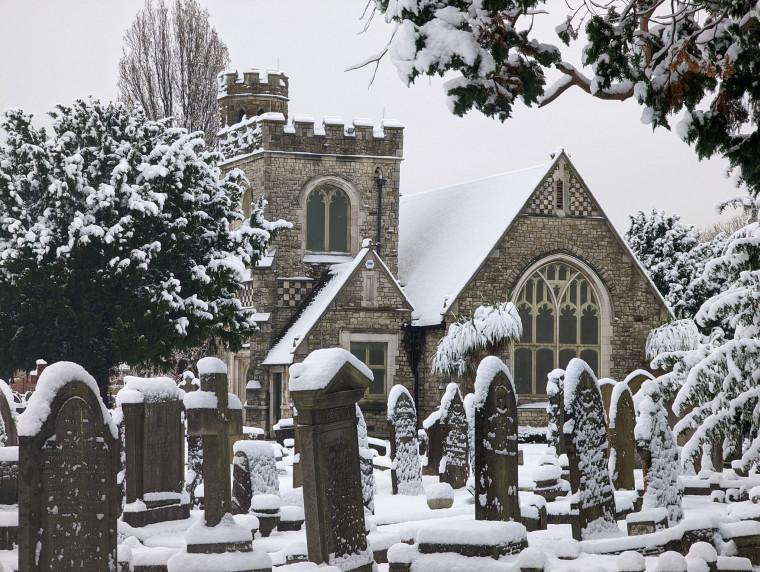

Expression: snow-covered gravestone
xmin=0 ymin=380 xmax=17 ymax=448
xmin=117 ymin=376 xmax=189 ymax=527
xmin=439 ymin=383 xmax=469 ymax=489
xmin=167 ymin=358 xmax=271 ymax=572
xmin=562 ymin=359 xmax=618 ymax=541
xmin=180 ymin=370 xmax=203 ymax=508
xmin=17 ymin=362 xmax=119 ymax=571
xmin=635 ymin=380 xmax=683 ymax=526
xmin=356 ymin=405 xmax=376 ymax=514
xmin=289 ymin=348 xmax=374 ymax=572
xmin=0 ymin=379 xmax=18 ymax=510
xmin=474 ymin=357 xmax=520 ymax=522
xmin=387 ymin=385 xmax=423 ymax=496
xmin=422 ymin=410 xmax=442 ymax=477
xmin=232 ymin=440 xmax=279 ymax=514
xmin=546 ymin=369 xmax=566 ymax=456
xmin=608 ymin=381 xmax=636 ymax=491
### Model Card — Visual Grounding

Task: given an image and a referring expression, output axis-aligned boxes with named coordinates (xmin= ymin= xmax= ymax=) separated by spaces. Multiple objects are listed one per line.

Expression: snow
xmin=250 ymin=494 xmax=281 ymax=512
xmin=185 ymin=513 xmax=252 ymax=545
xmin=183 ymin=390 xmax=217 ymax=409
xmin=116 ymin=376 xmax=183 ymax=407
xmin=17 ymin=361 xmax=117 ymax=439
xmin=197 ymin=357 xmax=227 ymax=376
xmin=646 ymin=319 xmax=701 ymax=361
xmin=289 ymin=348 xmax=372 ymax=392
xmin=166 ymin=549 xmax=271 ymax=571
xmin=618 ymin=550 xmax=646 ymax=571
xmin=399 ymin=160 xmax=555 ymax=326
xmin=473 ymin=356 xmax=517 ymax=410
xmin=426 ymin=482 xmax=454 ymax=500
xmin=416 ymin=520 xmax=526 ymax=546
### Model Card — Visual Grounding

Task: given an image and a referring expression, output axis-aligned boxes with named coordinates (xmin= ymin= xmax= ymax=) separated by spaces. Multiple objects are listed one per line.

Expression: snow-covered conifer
xmin=634 ymin=380 xmax=683 ymax=525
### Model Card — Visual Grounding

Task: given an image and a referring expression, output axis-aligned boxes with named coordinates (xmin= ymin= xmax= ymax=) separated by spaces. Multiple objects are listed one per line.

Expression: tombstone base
xmin=166 ymin=548 xmax=272 ymax=572
xmin=122 ymin=500 xmax=191 ymax=528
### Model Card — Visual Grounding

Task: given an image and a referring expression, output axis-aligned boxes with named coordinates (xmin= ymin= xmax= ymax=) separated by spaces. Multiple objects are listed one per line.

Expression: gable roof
xmin=263 ymin=246 xmax=414 ymax=366
xmin=398 ymin=159 xmax=556 ymax=326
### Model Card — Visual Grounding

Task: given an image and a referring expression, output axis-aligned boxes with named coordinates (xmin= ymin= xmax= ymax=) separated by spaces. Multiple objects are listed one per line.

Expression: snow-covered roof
xmin=263 ymin=247 xmax=413 ymax=366
xmin=399 ymin=160 xmax=554 ymax=326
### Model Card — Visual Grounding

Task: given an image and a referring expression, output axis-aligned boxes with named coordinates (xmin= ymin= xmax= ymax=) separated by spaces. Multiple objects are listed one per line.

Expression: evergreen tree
xmin=367 ymin=0 xmax=760 ymax=195
xmin=0 ymin=100 xmax=289 ymax=400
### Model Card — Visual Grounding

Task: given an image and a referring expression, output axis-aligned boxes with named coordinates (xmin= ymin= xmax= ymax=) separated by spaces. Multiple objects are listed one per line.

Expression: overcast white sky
xmin=0 ymin=0 xmax=746 ymax=232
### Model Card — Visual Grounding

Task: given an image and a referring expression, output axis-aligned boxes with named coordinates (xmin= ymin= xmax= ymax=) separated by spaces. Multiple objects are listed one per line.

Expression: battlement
xmin=218 ymin=68 xmax=290 ymax=127
xmin=219 ymin=113 xmax=404 ymax=161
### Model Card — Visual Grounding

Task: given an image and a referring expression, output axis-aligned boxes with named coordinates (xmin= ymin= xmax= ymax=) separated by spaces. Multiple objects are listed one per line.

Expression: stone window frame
xmin=298 ymin=176 xmax=361 ymax=258
xmin=510 ymin=254 xmax=612 ymax=394
xmin=339 ymin=331 xmax=400 ymax=398
xmin=271 ymin=366 xmax=291 ymax=429
xmin=241 ymin=183 xmax=252 ymax=220
xmin=555 ymin=180 xmax=565 ymax=212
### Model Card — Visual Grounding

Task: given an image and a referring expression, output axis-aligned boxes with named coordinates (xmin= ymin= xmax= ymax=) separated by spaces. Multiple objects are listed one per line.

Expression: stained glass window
xmin=306 ymin=187 xmax=350 ymax=252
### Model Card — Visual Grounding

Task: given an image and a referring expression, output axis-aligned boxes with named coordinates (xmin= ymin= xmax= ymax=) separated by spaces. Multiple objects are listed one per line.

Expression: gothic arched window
xmin=241 ymin=185 xmax=252 ymax=220
xmin=514 ymin=261 xmax=600 ymax=395
xmin=306 ymin=187 xmax=350 ymax=252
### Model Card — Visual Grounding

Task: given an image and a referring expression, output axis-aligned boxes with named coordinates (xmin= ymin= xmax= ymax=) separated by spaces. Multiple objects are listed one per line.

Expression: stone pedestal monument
xmin=289 ymin=348 xmax=374 ymax=572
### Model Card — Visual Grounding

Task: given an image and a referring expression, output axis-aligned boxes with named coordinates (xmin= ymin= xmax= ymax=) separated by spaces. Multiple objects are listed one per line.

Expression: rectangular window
xmin=350 ymin=341 xmax=387 ymax=395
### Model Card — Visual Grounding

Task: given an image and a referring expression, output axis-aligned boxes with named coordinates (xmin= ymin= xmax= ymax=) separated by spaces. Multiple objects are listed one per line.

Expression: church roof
xmin=399 ymin=159 xmax=555 ymax=327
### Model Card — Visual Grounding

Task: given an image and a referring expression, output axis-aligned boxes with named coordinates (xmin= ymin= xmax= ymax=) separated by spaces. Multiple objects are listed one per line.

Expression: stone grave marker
xmin=167 ymin=358 xmax=271 ymax=571
xmin=473 ymin=357 xmax=520 ymax=522
xmin=17 ymin=362 xmax=119 ymax=571
xmin=0 ymin=380 xmax=18 ymax=515
xmin=292 ymin=410 xmax=302 ymax=489
xmin=464 ymin=392 xmax=475 ymax=478
xmin=289 ymin=348 xmax=374 ymax=572
xmin=608 ymin=381 xmax=636 ymax=490
xmin=117 ymin=376 xmax=189 ymax=527
xmin=439 ymin=382 xmax=469 ymax=489
xmin=562 ymin=358 xmax=618 ymax=541
xmin=599 ymin=378 xmax=615 ymax=422
xmin=356 ymin=405 xmax=377 ymax=514
xmin=232 ymin=440 xmax=279 ymax=514
xmin=0 ymin=380 xmax=17 ymax=447
xmin=422 ymin=411 xmax=442 ymax=477
xmin=180 ymin=370 xmax=204 ymax=508
xmin=546 ymin=369 xmax=566 ymax=456
xmin=387 ymin=385 xmax=423 ymax=496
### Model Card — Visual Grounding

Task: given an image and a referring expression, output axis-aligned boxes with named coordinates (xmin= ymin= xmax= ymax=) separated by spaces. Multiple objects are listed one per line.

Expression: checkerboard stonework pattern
xmin=568 ymin=183 xmax=598 ymax=217
xmin=527 ymin=182 xmax=555 ymax=215
xmin=277 ymin=279 xmax=314 ymax=307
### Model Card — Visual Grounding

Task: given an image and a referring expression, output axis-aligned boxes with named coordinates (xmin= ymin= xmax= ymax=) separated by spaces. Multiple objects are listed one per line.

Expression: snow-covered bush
xmin=432 ymin=300 xmax=521 ymax=378
xmin=634 ymin=380 xmax=683 ymax=525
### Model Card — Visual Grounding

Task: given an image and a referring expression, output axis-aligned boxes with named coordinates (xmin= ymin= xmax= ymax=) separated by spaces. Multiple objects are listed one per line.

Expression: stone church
xmin=217 ymin=69 xmax=670 ymax=436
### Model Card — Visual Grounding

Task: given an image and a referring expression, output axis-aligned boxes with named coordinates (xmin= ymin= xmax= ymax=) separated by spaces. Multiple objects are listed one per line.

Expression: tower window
xmin=555 ymin=180 xmax=564 ymax=211
xmin=306 ymin=187 xmax=350 ymax=252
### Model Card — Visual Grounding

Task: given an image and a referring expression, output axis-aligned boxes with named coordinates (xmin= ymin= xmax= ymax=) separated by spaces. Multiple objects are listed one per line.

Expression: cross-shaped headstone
xmin=184 ymin=357 xmax=243 ymax=528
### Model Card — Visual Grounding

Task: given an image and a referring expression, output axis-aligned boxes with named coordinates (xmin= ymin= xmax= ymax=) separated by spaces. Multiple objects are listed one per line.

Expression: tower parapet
xmin=218 ymin=68 xmax=290 ymax=127
xmin=219 ymin=113 xmax=404 ymax=162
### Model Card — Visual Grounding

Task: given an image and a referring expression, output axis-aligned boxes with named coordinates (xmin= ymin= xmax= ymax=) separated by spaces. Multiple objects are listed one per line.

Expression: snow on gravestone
xmin=608 ymin=381 xmax=636 ymax=491
xmin=0 ymin=379 xmax=18 ymax=509
xmin=117 ymin=376 xmax=189 ymax=527
xmin=562 ymin=359 xmax=618 ymax=541
xmin=546 ymin=369 xmax=566 ymax=456
xmin=422 ymin=410 xmax=443 ymax=477
xmin=474 ymin=357 xmax=521 ymax=522
xmin=232 ymin=440 xmax=279 ymax=514
xmin=289 ymin=348 xmax=374 ymax=572
xmin=17 ymin=362 xmax=119 ymax=572
xmin=179 ymin=370 xmax=204 ymax=508
xmin=439 ymin=383 xmax=469 ymax=489
xmin=635 ymin=380 xmax=683 ymax=526
xmin=387 ymin=385 xmax=423 ymax=496
xmin=356 ymin=405 xmax=376 ymax=515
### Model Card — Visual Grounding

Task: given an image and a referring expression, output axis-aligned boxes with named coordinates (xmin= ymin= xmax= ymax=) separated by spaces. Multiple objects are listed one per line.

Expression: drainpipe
xmin=375 ymin=170 xmax=386 ymax=253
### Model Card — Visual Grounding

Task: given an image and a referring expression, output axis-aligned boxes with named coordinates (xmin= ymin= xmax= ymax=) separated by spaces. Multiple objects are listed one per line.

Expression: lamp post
xmin=375 ymin=170 xmax=386 ymax=253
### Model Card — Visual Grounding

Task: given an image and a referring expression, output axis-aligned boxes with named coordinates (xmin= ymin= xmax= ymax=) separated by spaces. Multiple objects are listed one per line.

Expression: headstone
xmin=422 ymin=411 xmax=442 ymax=477
xmin=562 ymin=359 xmax=618 ymax=540
xmin=0 ymin=380 xmax=18 ymax=447
xmin=438 ymin=383 xmax=469 ymax=489
xmin=464 ymin=392 xmax=475 ymax=478
xmin=546 ymin=369 xmax=566 ymax=456
xmin=387 ymin=385 xmax=423 ymax=496
xmin=17 ymin=362 xmax=119 ymax=571
xmin=180 ymin=370 xmax=203 ymax=508
xmin=117 ymin=376 xmax=189 ymax=526
xmin=473 ymin=357 xmax=520 ymax=522
xmin=167 ymin=358 xmax=270 ymax=571
xmin=292 ymin=409 xmax=302 ymax=488
xmin=232 ymin=440 xmax=279 ymax=514
xmin=356 ymin=405 xmax=377 ymax=514
xmin=598 ymin=378 xmax=615 ymax=421
xmin=289 ymin=348 xmax=374 ymax=572
xmin=608 ymin=382 xmax=636 ymax=490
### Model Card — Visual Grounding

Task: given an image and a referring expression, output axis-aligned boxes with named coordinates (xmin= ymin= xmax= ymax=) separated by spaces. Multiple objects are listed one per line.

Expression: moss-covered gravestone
xmin=289 ymin=348 xmax=374 ymax=572
xmin=563 ymin=359 xmax=618 ymax=541
xmin=608 ymin=382 xmax=636 ymax=491
xmin=439 ymin=383 xmax=469 ymax=489
xmin=546 ymin=369 xmax=566 ymax=456
xmin=387 ymin=385 xmax=423 ymax=496
xmin=18 ymin=362 xmax=120 ymax=571
xmin=117 ymin=376 xmax=189 ymax=526
xmin=474 ymin=357 xmax=520 ymax=522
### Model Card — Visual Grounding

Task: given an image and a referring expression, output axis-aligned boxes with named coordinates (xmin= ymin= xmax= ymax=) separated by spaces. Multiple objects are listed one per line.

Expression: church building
xmin=217 ymin=69 xmax=670 ymax=436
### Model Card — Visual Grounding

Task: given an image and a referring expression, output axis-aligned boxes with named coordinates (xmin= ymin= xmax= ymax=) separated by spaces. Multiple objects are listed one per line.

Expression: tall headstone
xmin=439 ymin=383 xmax=469 ymax=489
xmin=180 ymin=370 xmax=203 ymax=508
xmin=463 ymin=392 xmax=475 ymax=479
xmin=117 ymin=376 xmax=189 ymax=526
xmin=422 ymin=411 xmax=442 ymax=477
xmin=167 ymin=358 xmax=271 ymax=571
xmin=356 ymin=405 xmax=377 ymax=514
xmin=289 ymin=348 xmax=374 ymax=572
xmin=387 ymin=385 xmax=423 ymax=496
xmin=292 ymin=409 xmax=302 ymax=488
xmin=17 ymin=362 xmax=119 ymax=571
xmin=608 ymin=382 xmax=636 ymax=490
xmin=473 ymin=357 xmax=521 ymax=522
xmin=0 ymin=380 xmax=18 ymax=511
xmin=598 ymin=378 xmax=615 ymax=421
xmin=546 ymin=369 xmax=566 ymax=456
xmin=233 ymin=440 xmax=279 ymax=514
xmin=563 ymin=359 xmax=618 ymax=541
xmin=0 ymin=380 xmax=17 ymax=447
